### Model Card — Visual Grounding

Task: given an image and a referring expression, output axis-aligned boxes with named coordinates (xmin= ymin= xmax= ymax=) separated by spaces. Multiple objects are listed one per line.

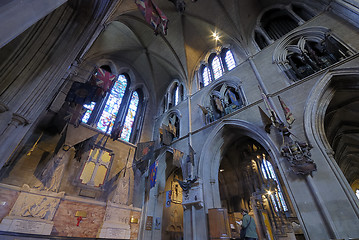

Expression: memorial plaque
xmin=145 ymin=216 xmax=153 ymax=230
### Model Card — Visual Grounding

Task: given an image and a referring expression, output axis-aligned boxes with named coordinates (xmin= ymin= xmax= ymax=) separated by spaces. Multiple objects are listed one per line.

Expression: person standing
xmin=240 ymin=209 xmax=258 ymax=240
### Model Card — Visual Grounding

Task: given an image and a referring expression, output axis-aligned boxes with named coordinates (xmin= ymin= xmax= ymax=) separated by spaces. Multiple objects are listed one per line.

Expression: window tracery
xmin=199 ymin=83 xmax=245 ymax=124
xmin=162 ymin=80 xmax=186 ymax=113
xmin=81 ymin=66 xmax=144 ymax=143
xmin=273 ymin=29 xmax=354 ymax=81
xmin=199 ymin=48 xmax=237 ymax=88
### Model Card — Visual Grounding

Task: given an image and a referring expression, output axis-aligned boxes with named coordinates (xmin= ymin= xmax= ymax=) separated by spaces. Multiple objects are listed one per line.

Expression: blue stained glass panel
xmin=261 ymin=159 xmax=288 ymax=212
xmin=97 ymin=75 xmax=127 ymax=132
xmin=120 ymin=91 xmax=139 ymax=142
xmin=225 ymin=50 xmax=236 ymax=70
xmin=212 ymin=56 xmax=223 ymax=80
xmin=82 ymin=102 xmax=96 ymax=123
xmin=203 ymin=67 xmax=211 ymax=86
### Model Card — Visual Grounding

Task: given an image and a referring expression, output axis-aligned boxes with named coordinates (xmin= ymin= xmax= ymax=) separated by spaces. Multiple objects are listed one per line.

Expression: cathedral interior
xmin=0 ymin=0 xmax=359 ymax=239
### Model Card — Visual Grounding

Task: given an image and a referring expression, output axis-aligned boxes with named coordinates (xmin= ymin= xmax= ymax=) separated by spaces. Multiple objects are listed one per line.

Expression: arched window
xmin=356 ymin=189 xmax=359 ymax=200
xmin=120 ymin=90 xmax=139 ymax=141
xmin=173 ymin=83 xmax=179 ymax=106
xmin=96 ymin=74 xmax=127 ymax=132
xmin=261 ymin=157 xmax=288 ymax=212
xmin=212 ymin=56 xmax=223 ymax=80
xmin=81 ymin=67 xmax=144 ymax=143
xmin=273 ymin=29 xmax=354 ymax=82
xmin=202 ymin=66 xmax=212 ymax=87
xmin=199 ymin=48 xmax=237 ymax=89
xmin=224 ymin=49 xmax=236 ymax=71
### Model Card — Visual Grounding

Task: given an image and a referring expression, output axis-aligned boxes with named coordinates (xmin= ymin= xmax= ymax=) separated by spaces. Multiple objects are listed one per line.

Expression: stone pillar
xmin=181 ymin=178 xmax=208 ymax=240
xmin=0 ymin=0 xmax=67 ymax=48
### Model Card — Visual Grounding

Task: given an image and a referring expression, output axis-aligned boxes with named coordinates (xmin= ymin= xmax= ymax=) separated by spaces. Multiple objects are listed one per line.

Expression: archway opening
xmin=161 ymin=167 xmax=183 ymax=240
xmin=324 ymin=79 xmax=359 ymax=200
xmin=217 ymin=134 xmax=303 ymax=239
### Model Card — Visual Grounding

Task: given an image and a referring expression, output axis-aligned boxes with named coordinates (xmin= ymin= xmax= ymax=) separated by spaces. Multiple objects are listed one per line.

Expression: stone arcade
xmin=0 ymin=0 xmax=359 ymax=239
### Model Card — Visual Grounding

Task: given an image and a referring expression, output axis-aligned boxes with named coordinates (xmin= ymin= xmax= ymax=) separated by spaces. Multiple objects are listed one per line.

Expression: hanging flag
xmin=214 ymin=95 xmax=224 ymax=112
xmin=173 ymin=148 xmax=184 ymax=168
xmin=165 ymin=190 xmax=172 ymax=207
xmin=258 ymin=85 xmax=281 ymax=127
xmin=278 ymin=96 xmax=295 ymax=125
xmin=65 ymin=82 xmax=100 ymax=105
xmin=64 ymin=104 xmax=87 ymax=127
xmin=134 ymin=0 xmax=168 ymax=35
xmin=160 ymin=124 xmax=172 ymax=145
xmin=198 ymin=104 xmax=208 ymax=115
xmin=227 ymin=89 xmax=240 ymax=106
xmin=188 ymin=143 xmax=195 ymax=166
xmin=149 ymin=160 xmax=158 ymax=188
xmin=168 ymin=122 xmax=176 ymax=136
xmin=258 ymin=106 xmax=272 ymax=133
xmin=91 ymin=68 xmax=116 ymax=96
xmin=136 ymin=141 xmax=155 ymax=162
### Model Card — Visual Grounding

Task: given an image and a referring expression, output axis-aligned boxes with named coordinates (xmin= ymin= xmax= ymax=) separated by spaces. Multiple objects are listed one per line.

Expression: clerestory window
xmin=200 ymin=48 xmax=237 ymax=88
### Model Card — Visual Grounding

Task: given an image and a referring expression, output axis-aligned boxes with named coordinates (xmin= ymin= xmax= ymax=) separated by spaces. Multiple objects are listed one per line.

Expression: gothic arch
xmin=304 ymin=69 xmax=359 ymax=215
xmin=198 ymin=119 xmax=290 ymax=211
xmin=273 ymin=27 xmax=354 ymax=81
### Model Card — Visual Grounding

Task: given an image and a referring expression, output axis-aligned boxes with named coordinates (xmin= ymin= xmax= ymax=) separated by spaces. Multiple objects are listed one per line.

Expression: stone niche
xmin=0 ymin=184 xmax=63 ymax=235
xmin=99 ymin=202 xmax=141 ymax=239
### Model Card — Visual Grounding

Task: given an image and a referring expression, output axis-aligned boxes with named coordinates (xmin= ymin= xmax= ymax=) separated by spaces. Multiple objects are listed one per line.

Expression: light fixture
xmin=212 ymin=31 xmax=220 ymax=41
xmin=219 ymin=169 xmax=224 ymax=172
xmin=267 ymin=190 xmax=272 ymax=195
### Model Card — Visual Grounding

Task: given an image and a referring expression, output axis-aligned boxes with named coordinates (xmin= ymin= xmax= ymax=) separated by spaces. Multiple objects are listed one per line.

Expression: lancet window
xmin=81 ymin=66 xmax=144 ymax=143
xmin=199 ymin=48 xmax=237 ymax=88
xmin=162 ymin=80 xmax=185 ymax=113
xmin=260 ymin=156 xmax=288 ymax=212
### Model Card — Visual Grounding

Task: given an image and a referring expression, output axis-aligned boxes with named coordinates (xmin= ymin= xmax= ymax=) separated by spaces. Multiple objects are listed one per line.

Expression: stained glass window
xmin=202 ymin=66 xmax=211 ymax=86
xmin=97 ymin=75 xmax=127 ymax=132
xmin=212 ymin=56 xmax=223 ymax=80
xmin=120 ymin=91 xmax=139 ymax=142
xmin=82 ymin=102 xmax=96 ymax=123
xmin=261 ymin=158 xmax=288 ymax=212
xmin=225 ymin=50 xmax=236 ymax=70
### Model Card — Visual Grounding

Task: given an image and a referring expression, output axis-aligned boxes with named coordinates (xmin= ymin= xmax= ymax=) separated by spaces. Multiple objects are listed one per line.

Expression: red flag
xmin=258 ymin=85 xmax=282 ymax=127
xmin=92 ymin=68 xmax=116 ymax=96
xmin=135 ymin=0 xmax=168 ymax=35
xmin=278 ymin=96 xmax=295 ymax=125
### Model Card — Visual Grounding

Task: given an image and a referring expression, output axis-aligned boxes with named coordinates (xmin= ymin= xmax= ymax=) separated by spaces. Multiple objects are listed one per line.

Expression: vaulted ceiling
xmin=83 ymin=0 xmax=327 ymax=103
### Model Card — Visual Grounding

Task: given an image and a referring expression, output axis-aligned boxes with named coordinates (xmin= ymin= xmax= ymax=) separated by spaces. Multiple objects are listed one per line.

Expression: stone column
xmin=0 ymin=0 xmax=67 ymax=48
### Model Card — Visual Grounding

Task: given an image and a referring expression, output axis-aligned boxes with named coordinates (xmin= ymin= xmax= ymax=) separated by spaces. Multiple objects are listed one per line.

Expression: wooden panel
xmin=208 ymin=208 xmax=230 ymax=239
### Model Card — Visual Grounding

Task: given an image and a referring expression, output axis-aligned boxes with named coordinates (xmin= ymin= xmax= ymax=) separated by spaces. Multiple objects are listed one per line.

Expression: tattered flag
xmin=135 ymin=0 xmax=169 ymax=35
xmin=278 ymin=96 xmax=295 ymax=126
